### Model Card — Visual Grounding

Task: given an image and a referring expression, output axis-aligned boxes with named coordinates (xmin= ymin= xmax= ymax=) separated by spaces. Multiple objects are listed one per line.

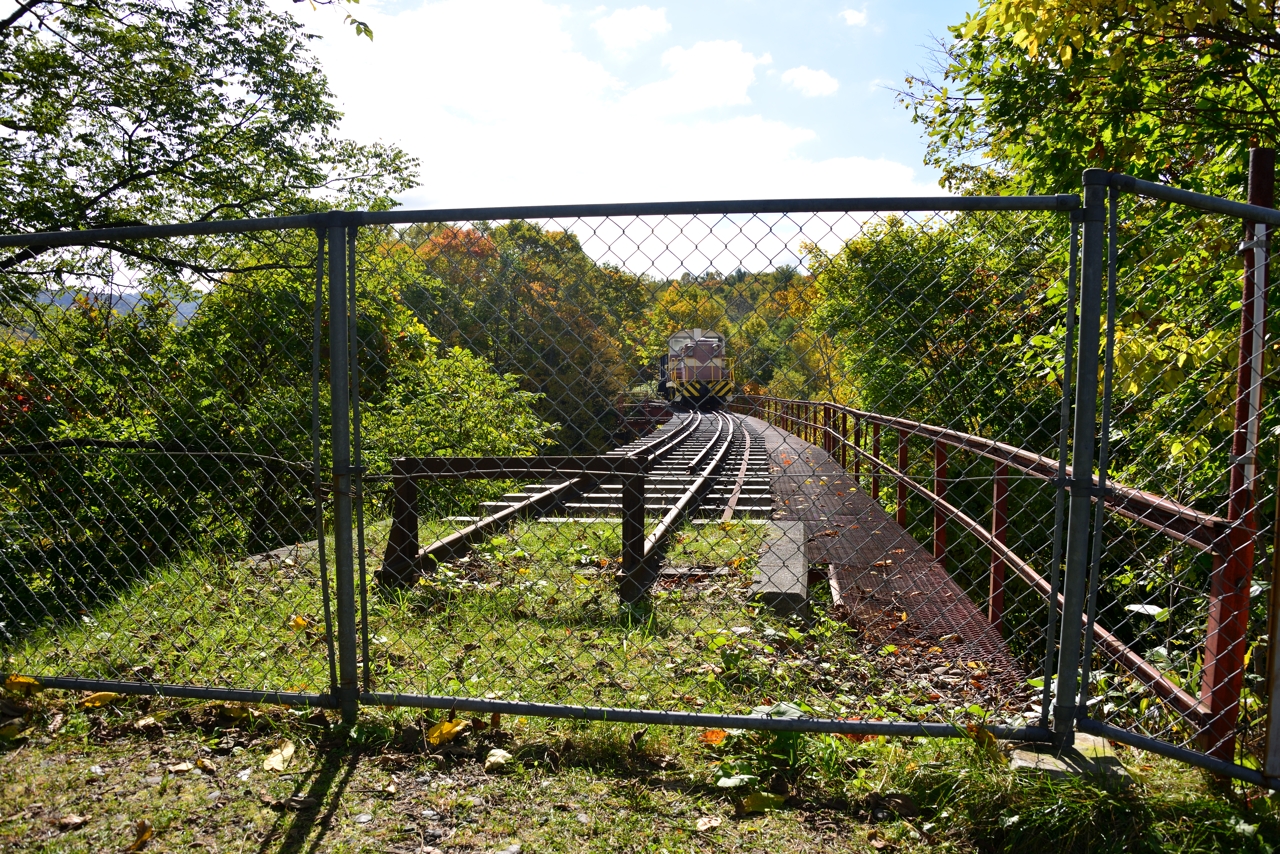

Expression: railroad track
xmin=429 ymin=412 xmax=773 ymax=595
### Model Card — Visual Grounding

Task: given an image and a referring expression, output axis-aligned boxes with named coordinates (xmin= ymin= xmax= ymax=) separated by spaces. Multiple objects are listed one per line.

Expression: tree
xmin=903 ymin=0 xmax=1280 ymax=194
xmin=0 ymin=0 xmax=414 ymax=273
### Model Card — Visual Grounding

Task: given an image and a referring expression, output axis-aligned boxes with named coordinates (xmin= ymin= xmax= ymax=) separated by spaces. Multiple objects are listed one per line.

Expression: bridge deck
xmin=744 ymin=416 xmax=1027 ymax=696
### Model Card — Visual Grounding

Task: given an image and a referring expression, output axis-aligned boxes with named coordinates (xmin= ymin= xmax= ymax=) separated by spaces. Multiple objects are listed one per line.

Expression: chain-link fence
xmin=0 ymin=221 xmax=338 ymax=705
xmin=2 ymin=178 xmax=1276 ymax=786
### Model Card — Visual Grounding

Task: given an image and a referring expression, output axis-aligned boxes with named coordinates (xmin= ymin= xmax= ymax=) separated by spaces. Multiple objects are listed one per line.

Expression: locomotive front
xmin=657 ymin=328 xmax=734 ymax=410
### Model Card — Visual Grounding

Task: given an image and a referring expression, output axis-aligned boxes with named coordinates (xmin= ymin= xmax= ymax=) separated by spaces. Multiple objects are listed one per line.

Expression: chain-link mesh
xmin=1078 ymin=190 xmax=1272 ymax=769
xmin=0 ymin=227 xmax=337 ymax=700
xmin=349 ymin=208 xmax=1078 ymax=733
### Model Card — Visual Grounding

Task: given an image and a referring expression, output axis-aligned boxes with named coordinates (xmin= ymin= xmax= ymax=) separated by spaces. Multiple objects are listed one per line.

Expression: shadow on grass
xmin=257 ymin=743 xmax=362 ymax=854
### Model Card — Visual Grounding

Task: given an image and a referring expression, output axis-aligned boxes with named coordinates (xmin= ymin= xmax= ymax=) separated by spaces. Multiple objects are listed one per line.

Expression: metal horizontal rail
xmin=0 ymin=195 xmax=1080 ymax=249
xmin=1109 ymin=172 xmax=1280 ymax=226
xmin=25 ymin=675 xmax=336 ymax=708
xmin=392 ymin=455 xmax=643 ymax=480
xmin=1076 ymin=718 xmax=1270 ymax=787
xmin=750 ymin=396 xmax=1225 ymax=554
xmin=361 ymin=692 xmax=1055 ymax=741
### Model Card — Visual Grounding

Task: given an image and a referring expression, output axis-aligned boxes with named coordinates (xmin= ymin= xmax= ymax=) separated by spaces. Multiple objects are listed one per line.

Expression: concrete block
xmin=752 ymin=521 xmax=810 ymax=618
xmin=1007 ymin=733 xmax=1131 ymax=786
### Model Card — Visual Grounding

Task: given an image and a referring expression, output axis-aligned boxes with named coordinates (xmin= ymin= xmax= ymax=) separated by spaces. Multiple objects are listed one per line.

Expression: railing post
xmin=990 ymin=461 xmax=1009 ymax=631
xmin=1207 ymin=146 xmax=1274 ymax=760
xmin=872 ymin=423 xmax=881 ymax=501
xmin=382 ymin=460 xmax=420 ymax=585
xmin=852 ymin=416 xmax=861 ymax=486
xmin=327 ymin=218 xmax=360 ymax=726
xmin=1054 ymin=169 xmax=1108 ymax=743
xmin=841 ymin=410 xmax=849 ymax=469
xmin=896 ymin=429 xmax=908 ymax=527
xmin=934 ymin=440 xmax=947 ymax=569
xmin=619 ymin=456 xmax=649 ymax=605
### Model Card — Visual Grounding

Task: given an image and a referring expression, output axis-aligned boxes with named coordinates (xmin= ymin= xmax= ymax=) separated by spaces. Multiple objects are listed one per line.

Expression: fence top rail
xmin=0 ymin=195 xmax=1081 ymax=250
xmin=1107 ymin=171 xmax=1280 ymax=225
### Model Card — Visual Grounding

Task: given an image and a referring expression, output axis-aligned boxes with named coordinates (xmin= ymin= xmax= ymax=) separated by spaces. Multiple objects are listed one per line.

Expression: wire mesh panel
xmin=1078 ymin=188 xmax=1273 ymax=770
xmin=347 ymin=204 xmax=1077 ymax=733
xmin=0 ymin=226 xmax=338 ymax=702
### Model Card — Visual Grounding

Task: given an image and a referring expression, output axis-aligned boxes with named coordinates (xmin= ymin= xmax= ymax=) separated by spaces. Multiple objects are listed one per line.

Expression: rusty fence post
xmin=618 ymin=456 xmax=650 ymax=605
xmin=990 ymin=461 xmax=1009 ymax=631
xmin=383 ymin=459 xmax=420 ymax=584
xmin=934 ymin=440 xmax=947 ymax=569
xmin=1204 ymin=146 xmax=1274 ymax=760
xmin=896 ymin=428 xmax=908 ymax=527
xmin=852 ymin=416 xmax=861 ymax=486
xmin=841 ymin=410 xmax=849 ymax=469
xmin=872 ymin=423 xmax=881 ymax=502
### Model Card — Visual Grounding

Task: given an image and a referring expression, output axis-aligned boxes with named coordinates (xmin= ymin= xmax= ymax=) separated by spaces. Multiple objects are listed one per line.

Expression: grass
xmin=5 ymin=515 xmax=1276 ymax=851
xmin=1 ymin=691 xmax=1277 ymax=853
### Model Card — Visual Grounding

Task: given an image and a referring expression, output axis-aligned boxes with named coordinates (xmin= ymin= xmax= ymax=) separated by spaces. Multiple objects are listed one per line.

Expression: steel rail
xmin=412 ymin=413 xmax=705 ymax=567
xmin=643 ymin=413 xmax=735 ymax=561
xmin=720 ymin=422 xmax=753 ymax=523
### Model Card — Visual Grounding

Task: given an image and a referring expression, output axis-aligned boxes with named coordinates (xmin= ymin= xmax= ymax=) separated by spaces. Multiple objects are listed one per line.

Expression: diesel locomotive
xmin=657 ymin=328 xmax=734 ymax=409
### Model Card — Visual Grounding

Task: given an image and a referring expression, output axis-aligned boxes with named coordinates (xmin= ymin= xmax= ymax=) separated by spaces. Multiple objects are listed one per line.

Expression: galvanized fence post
xmin=1053 ymin=169 xmax=1109 ymax=742
xmin=327 ymin=215 xmax=360 ymax=725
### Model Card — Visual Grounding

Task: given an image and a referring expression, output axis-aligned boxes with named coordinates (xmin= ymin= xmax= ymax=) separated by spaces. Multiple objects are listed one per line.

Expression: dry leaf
xmin=868 ymin=828 xmax=888 ymax=849
xmin=196 ymin=757 xmax=217 ymax=773
xmin=287 ymin=614 xmax=310 ymax=631
xmin=696 ymin=815 xmax=722 ymax=832
xmin=78 ymin=692 xmax=121 ymax=709
xmin=872 ymin=559 xmax=894 ymax=567
xmin=220 ymin=704 xmax=252 ymax=721
xmin=134 ymin=716 xmax=158 ymax=730
xmin=283 ymin=795 xmax=317 ymax=810
xmin=425 ymin=719 xmax=470 ymax=747
xmin=484 ymin=748 xmax=513 ymax=772
xmin=3 ymin=675 xmax=41 ymax=696
xmin=167 ymin=762 xmax=194 ymax=774
xmin=54 ymin=814 xmax=88 ymax=830
xmin=125 ymin=819 xmax=154 ymax=852
xmin=262 ymin=740 xmax=295 ymax=772
xmin=698 ymin=729 xmax=728 ymax=746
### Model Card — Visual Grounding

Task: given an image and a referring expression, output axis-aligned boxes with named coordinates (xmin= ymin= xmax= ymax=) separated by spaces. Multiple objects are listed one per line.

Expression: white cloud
xmin=840 ymin=8 xmax=868 ymax=26
xmin=623 ymin=41 xmax=769 ymax=115
xmin=781 ymin=66 xmax=839 ymax=97
xmin=276 ymin=0 xmax=936 ymax=235
xmin=592 ymin=6 xmax=670 ymax=54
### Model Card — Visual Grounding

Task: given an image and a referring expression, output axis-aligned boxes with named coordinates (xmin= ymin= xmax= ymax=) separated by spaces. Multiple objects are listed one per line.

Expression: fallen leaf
xmin=53 ymin=814 xmax=88 ymax=830
xmin=134 ymin=716 xmax=158 ymax=731
xmin=78 ymin=692 xmax=121 ymax=709
xmin=627 ymin=726 xmax=648 ymax=752
xmin=696 ymin=815 xmax=722 ymax=832
xmin=698 ymin=729 xmax=728 ymax=746
xmin=868 ymin=828 xmax=888 ymax=849
xmin=196 ymin=757 xmax=217 ymax=773
xmin=283 ymin=795 xmax=317 ymax=810
xmin=739 ymin=791 xmax=785 ymax=814
xmin=354 ymin=813 xmax=372 ymax=824
xmin=220 ymin=704 xmax=252 ymax=721
xmin=872 ymin=560 xmax=894 ymax=567
xmin=167 ymin=762 xmax=194 ymax=774
xmin=287 ymin=614 xmax=310 ymax=631
xmin=425 ymin=719 xmax=470 ymax=747
xmin=262 ymin=740 xmax=295 ymax=772
xmin=484 ymin=748 xmax=513 ymax=773
xmin=125 ymin=819 xmax=154 ymax=852
xmin=3 ymin=675 xmax=41 ymax=696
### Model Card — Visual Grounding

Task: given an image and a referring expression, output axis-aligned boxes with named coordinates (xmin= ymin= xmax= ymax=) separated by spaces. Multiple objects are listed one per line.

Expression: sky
xmin=282 ymin=0 xmax=977 ymax=211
